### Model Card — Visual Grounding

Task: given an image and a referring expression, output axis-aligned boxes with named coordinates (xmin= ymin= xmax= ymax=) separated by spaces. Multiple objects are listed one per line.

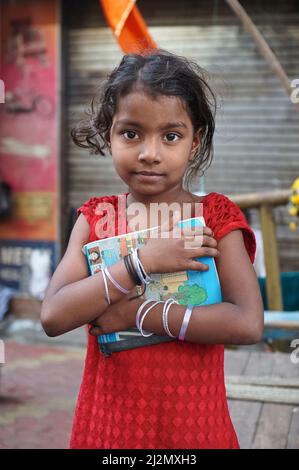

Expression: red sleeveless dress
xmin=70 ymin=192 xmax=256 ymax=449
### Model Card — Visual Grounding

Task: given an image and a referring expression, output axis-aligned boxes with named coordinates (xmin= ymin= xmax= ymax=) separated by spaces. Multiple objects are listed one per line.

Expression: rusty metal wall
xmin=64 ymin=0 xmax=299 ymax=271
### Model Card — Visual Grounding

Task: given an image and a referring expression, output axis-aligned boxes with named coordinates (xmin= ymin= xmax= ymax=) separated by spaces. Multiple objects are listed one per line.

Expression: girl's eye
xmin=121 ymin=131 xmax=180 ymax=142
xmin=122 ymin=130 xmax=138 ymax=140
xmin=165 ymin=133 xmax=180 ymax=142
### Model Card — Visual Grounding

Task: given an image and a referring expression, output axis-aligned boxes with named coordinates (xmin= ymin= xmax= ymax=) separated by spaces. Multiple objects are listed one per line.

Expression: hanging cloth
xmin=100 ymin=0 xmax=157 ymax=52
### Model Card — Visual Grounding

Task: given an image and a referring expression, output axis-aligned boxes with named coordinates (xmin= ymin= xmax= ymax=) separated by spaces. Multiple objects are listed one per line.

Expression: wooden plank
xmin=229 ymin=189 xmax=290 ymax=209
xmin=224 ymin=349 xmax=256 ymax=448
xmin=272 ymin=350 xmax=299 ymax=380
xmin=226 ymin=375 xmax=299 ymax=388
xmin=243 ymin=351 xmax=276 ymax=376
xmin=264 ymin=312 xmax=299 ymax=330
xmin=226 ymin=383 xmax=299 ymax=405
xmin=273 ymin=350 xmax=299 ymax=449
xmin=224 ymin=349 xmax=250 ymax=375
xmin=287 ymin=407 xmax=299 ymax=449
xmin=252 ymin=404 xmax=294 ymax=449
xmin=226 ymin=400 xmax=262 ymax=449
xmin=226 ymin=350 xmax=264 ymax=449
xmin=259 ymin=205 xmax=283 ymax=311
xmin=252 ymin=351 xmax=297 ymax=448
xmin=226 ymin=350 xmax=299 ymax=448
xmin=240 ymin=350 xmax=275 ymax=448
xmin=224 ymin=348 xmax=250 ymax=442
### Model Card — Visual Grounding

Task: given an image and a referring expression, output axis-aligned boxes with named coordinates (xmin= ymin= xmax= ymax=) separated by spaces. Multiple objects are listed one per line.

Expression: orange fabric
xmin=100 ymin=0 xmax=157 ymax=53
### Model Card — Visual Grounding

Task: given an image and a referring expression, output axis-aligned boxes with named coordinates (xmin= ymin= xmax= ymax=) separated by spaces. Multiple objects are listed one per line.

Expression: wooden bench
xmin=229 ymin=190 xmax=299 ymax=335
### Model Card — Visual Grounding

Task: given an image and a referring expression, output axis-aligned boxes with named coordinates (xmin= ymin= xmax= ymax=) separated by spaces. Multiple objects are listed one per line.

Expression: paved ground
xmin=0 ymin=339 xmax=86 ymax=449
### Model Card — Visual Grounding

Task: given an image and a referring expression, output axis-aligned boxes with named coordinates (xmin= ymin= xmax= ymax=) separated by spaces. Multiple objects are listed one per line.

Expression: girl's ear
xmin=189 ymin=129 xmax=202 ymax=160
xmin=106 ymin=128 xmax=114 ymax=154
xmin=106 ymin=135 xmax=112 ymax=153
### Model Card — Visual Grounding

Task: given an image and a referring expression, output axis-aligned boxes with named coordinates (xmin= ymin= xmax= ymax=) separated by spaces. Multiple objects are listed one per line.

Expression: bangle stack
xmin=136 ymin=299 xmax=194 ymax=341
xmin=124 ymin=248 xmax=152 ymax=286
xmin=101 ymin=247 xmax=152 ymax=302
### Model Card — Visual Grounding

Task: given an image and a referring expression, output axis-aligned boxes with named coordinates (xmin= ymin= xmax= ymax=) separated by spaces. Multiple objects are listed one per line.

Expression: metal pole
xmin=226 ymin=0 xmax=299 ymax=112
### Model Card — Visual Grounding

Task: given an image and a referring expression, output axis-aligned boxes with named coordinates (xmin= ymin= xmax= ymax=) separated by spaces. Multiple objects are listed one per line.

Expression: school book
xmin=83 ymin=216 xmax=223 ymax=357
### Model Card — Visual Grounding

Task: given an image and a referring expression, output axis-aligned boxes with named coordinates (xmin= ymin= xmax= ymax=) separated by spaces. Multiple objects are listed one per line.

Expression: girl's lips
xmin=134 ymin=172 xmax=165 ymax=182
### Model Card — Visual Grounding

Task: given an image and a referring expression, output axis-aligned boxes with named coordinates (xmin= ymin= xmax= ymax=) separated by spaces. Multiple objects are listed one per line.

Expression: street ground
xmin=0 ymin=321 xmax=86 ymax=449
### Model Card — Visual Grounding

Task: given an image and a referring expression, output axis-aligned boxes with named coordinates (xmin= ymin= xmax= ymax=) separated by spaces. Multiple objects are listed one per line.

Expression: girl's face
xmin=109 ymin=90 xmax=201 ymax=201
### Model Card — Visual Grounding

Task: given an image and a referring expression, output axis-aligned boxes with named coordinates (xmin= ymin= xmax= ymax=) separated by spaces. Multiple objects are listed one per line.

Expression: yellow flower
xmin=289 ymin=206 xmax=298 ymax=216
xmin=291 ymin=177 xmax=299 ymax=191
xmin=290 ymin=194 xmax=299 ymax=206
xmin=289 ymin=221 xmax=297 ymax=231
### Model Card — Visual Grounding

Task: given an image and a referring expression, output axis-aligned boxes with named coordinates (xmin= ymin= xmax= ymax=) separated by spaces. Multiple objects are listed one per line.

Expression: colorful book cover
xmin=83 ymin=217 xmax=223 ymax=356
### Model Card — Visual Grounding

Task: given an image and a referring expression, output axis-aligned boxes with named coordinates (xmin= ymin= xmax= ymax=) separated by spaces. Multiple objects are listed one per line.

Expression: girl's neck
xmin=125 ymin=188 xmax=204 ymax=232
xmin=126 ymin=187 xmax=197 ymax=208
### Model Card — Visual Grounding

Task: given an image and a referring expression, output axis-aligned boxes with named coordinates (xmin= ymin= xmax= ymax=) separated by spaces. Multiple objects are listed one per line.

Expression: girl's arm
xmin=41 ymin=213 xmax=217 ymax=337
xmin=41 ymin=214 xmax=137 ymax=337
xmin=142 ymin=229 xmax=264 ymax=344
xmin=90 ymin=229 xmax=264 ymax=345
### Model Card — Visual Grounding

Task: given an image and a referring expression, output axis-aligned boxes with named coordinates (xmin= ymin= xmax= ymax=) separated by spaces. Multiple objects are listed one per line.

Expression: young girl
xmin=41 ymin=49 xmax=264 ymax=449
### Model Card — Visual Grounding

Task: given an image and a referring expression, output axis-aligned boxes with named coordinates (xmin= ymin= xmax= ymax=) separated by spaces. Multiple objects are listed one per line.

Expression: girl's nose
xmin=138 ymin=139 xmax=161 ymax=164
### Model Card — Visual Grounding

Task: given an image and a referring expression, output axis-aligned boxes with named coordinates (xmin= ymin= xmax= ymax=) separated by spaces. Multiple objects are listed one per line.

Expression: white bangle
xmin=101 ymin=268 xmax=111 ymax=305
xmin=132 ymin=251 xmax=146 ymax=284
xmin=104 ymin=266 xmax=131 ymax=294
xmin=132 ymin=248 xmax=152 ymax=285
xmin=162 ymin=298 xmax=178 ymax=338
xmin=178 ymin=305 xmax=193 ymax=341
xmin=139 ymin=301 xmax=163 ymax=337
xmin=136 ymin=299 xmax=153 ymax=331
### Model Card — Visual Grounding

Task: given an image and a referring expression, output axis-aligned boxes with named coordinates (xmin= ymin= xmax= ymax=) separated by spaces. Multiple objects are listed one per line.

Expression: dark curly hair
xmin=71 ymin=48 xmax=217 ymax=190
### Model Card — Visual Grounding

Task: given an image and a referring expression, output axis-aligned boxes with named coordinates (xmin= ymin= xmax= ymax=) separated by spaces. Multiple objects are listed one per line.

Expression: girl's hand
xmin=89 ymin=289 xmax=141 ymax=336
xmin=138 ymin=212 xmax=219 ymax=274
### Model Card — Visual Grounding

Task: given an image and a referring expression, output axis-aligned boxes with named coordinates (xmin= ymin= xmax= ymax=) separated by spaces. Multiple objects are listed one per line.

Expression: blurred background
xmin=0 ymin=0 xmax=299 ymax=450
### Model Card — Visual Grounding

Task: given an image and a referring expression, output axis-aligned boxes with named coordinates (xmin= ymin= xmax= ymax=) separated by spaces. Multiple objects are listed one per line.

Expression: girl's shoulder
xmin=203 ymin=192 xmax=256 ymax=264
xmin=77 ymin=193 xmax=123 ymax=224
xmin=77 ymin=193 xmax=126 ymax=242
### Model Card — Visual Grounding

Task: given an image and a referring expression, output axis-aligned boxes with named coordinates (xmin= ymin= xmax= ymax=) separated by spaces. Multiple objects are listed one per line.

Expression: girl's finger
xmin=187 ymin=259 xmax=210 ymax=271
xmin=203 ymin=226 xmax=213 ymax=236
xmin=186 ymin=247 xmax=220 ymax=258
xmin=202 ymin=235 xmax=218 ymax=247
xmin=183 ymin=234 xmax=204 ymax=242
xmin=90 ymin=326 xmax=102 ymax=336
xmin=90 ymin=319 xmax=101 ymax=327
xmin=184 ymin=234 xmax=217 ymax=247
xmin=182 ymin=228 xmax=204 ymax=237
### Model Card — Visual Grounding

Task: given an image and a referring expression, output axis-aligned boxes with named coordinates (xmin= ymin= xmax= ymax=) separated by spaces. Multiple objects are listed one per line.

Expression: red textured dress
xmin=69 ymin=191 xmax=256 ymax=449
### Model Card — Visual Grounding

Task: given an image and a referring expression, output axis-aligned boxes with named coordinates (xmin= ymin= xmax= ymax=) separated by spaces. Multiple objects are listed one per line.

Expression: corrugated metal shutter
xmin=64 ymin=0 xmax=299 ymax=271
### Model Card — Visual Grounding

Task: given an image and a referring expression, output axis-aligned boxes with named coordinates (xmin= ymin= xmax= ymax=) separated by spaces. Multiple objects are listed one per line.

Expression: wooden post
xmin=228 ymin=190 xmax=292 ymax=314
xmin=259 ymin=205 xmax=283 ymax=311
xmin=225 ymin=0 xmax=299 ymax=112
